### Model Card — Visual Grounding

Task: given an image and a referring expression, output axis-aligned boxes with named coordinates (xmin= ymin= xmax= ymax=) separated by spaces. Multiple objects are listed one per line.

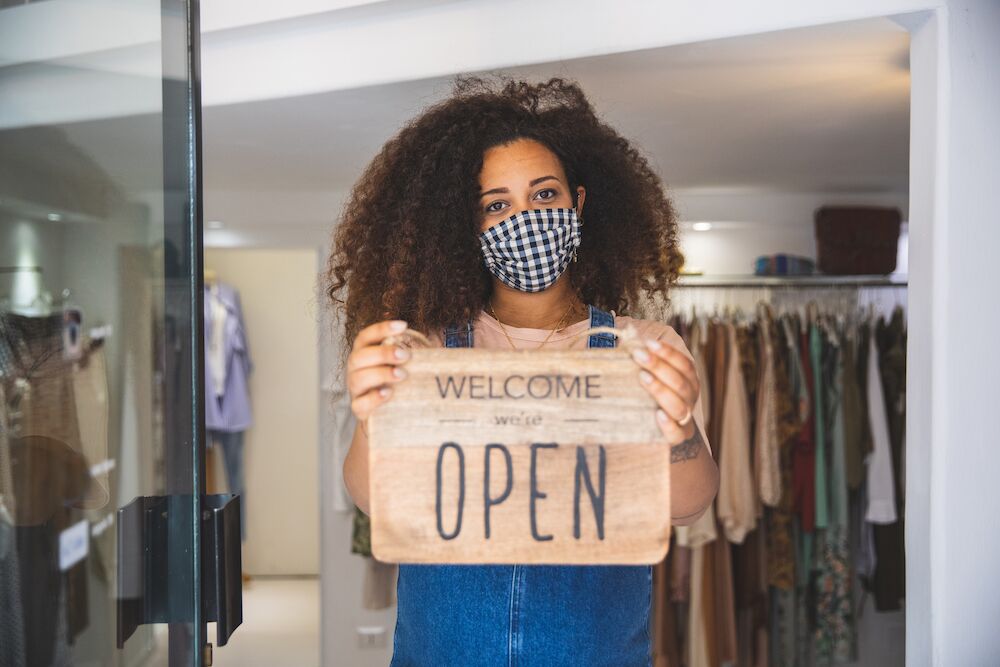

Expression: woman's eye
xmin=535 ymin=188 xmax=556 ymax=200
xmin=485 ymin=201 xmax=506 ymax=213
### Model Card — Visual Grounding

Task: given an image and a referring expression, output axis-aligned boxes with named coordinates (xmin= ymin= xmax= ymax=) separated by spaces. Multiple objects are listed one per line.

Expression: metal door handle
xmin=116 ymin=493 xmax=243 ymax=647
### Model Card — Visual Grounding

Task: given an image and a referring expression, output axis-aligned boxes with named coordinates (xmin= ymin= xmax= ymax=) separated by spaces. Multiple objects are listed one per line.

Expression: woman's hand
xmin=631 ymin=338 xmax=700 ymax=444
xmin=630 ymin=337 xmax=718 ymax=524
xmin=346 ymin=319 xmax=412 ymax=423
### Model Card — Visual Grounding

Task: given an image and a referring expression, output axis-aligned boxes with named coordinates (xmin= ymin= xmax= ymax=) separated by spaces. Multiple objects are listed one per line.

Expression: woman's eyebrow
xmin=479 ymin=175 xmax=560 ymax=198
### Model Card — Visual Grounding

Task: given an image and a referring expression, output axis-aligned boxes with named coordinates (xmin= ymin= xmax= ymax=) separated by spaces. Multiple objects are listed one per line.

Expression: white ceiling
xmin=198 ymin=16 xmax=909 ymax=236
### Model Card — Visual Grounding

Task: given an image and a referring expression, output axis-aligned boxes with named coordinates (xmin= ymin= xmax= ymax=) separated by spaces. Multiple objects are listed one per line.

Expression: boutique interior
xmin=2 ymin=7 xmax=916 ymax=667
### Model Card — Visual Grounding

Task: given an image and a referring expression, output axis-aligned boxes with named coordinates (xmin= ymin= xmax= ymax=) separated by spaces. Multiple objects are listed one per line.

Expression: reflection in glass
xmin=0 ymin=0 xmax=201 ymax=664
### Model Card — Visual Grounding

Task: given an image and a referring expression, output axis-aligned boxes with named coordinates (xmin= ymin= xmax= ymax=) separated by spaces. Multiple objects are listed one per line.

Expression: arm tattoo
xmin=671 ymin=426 xmax=704 ymax=464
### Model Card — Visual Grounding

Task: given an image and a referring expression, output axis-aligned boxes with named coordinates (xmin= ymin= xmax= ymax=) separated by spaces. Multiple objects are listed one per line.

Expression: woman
xmin=327 ymin=77 xmax=719 ymax=667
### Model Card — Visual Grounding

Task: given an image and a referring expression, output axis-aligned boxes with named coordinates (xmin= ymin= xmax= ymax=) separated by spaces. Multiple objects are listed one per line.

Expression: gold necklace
xmin=488 ymin=300 xmax=576 ymax=350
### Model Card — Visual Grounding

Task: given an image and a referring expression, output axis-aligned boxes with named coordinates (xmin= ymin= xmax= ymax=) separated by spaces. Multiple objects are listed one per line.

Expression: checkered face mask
xmin=478 ymin=207 xmax=581 ymax=292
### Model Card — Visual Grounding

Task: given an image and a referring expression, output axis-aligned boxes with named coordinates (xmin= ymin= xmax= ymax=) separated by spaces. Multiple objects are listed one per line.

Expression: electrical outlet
xmin=357 ymin=626 xmax=387 ymax=649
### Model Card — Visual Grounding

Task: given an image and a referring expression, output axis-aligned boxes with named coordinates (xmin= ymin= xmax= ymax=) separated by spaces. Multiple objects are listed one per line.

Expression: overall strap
xmin=443 ymin=321 xmax=474 ymax=348
xmin=587 ymin=305 xmax=617 ymax=348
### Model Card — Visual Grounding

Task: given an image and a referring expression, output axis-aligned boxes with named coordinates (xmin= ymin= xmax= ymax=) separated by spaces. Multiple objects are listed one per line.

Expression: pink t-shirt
xmin=425 ymin=310 xmax=710 ymax=448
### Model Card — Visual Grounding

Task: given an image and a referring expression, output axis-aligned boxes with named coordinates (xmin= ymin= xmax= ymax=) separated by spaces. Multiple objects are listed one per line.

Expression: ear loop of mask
xmin=572 ymin=190 xmax=582 ymax=262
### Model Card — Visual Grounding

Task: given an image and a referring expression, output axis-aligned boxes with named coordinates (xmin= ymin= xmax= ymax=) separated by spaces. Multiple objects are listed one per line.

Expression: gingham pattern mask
xmin=478 ymin=207 xmax=581 ymax=292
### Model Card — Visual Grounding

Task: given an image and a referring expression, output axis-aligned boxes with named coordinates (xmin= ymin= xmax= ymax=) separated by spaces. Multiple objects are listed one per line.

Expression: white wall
xmin=908 ymin=1 xmax=1000 ymax=663
xmin=204 ymin=247 xmax=321 ymax=576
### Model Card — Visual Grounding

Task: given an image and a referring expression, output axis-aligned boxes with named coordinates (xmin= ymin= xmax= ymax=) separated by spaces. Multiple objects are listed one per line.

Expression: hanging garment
xmin=813 ymin=322 xmax=857 ymax=664
xmin=681 ymin=506 xmax=719 ymax=667
xmin=677 ymin=324 xmax=719 ymax=667
xmin=767 ymin=314 xmax=803 ymax=667
xmin=207 ymin=284 xmax=229 ymax=398
xmin=793 ymin=317 xmax=818 ymax=667
xmin=733 ymin=523 xmax=770 ymax=667
xmin=687 ymin=544 xmax=712 ymax=667
xmin=326 ymin=389 xmax=357 ymax=513
xmin=736 ymin=320 xmax=760 ymax=451
xmin=840 ymin=328 xmax=866 ymax=491
xmin=812 ymin=320 xmax=829 ymax=532
xmin=767 ymin=317 xmax=800 ymax=592
xmin=703 ymin=319 xmax=738 ymax=667
xmin=675 ymin=315 xmax=719 ymax=550
xmin=655 ymin=315 xmax=699 ymax=667
xmin=206 ymin=429 xmax=247 ymax=541
xmin=203 ymin=282 xmax=253 ymax=432
xmin=362 ymin=557 xmax=397 ymax=610
xmin=351 ymin=501 xmax=398 ymax=611
xmin=717 ymin=320 xmax=757 ymax=543
xmin=671 ymin=542 xmax=692 ymax=603
xmin=796 ymin=319 xmax=818 ymax=534
xmin=691 ymin=315 xmax=713 ymax=444
xmin=854 ymin=321 xmax=875 ymax=467
xmin=872 ymin=308 xmax=906 ymax=611
xmin=351 ymin=505 xmax=372 ymax=558
xmin=722 ymin=319 xmax=768 ymax=666
xmin=787 ymin=314 xmax=816 ymax=536
xmin=736 ymin=321 xmax=768 ymax=667
xmin=864 ymin=328 xmax=896 ymax=524
xmin=754 ymin=306 xmax=782 ymax=509
xmin=846 ymin=322 xmax=879 ymax=593
xmin=652 ymin=549 xmax=683 ymax=667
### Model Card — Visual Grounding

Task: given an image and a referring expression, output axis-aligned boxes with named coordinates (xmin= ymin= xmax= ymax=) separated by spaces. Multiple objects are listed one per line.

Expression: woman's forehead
xmin=479 ymin=139 xmax=566 ymax=187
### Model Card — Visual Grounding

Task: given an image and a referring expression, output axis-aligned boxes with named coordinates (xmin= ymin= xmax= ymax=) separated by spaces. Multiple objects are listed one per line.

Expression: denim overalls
xmin=390 ymin=305 xmax=653 ymax=667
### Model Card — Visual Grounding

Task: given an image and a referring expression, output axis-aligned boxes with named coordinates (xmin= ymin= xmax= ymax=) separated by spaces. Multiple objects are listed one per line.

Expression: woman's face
xmin=477 ymin=138 xmax=586 ymax=233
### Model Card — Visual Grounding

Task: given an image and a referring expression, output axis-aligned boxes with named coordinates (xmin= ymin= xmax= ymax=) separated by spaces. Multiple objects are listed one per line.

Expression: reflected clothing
xmin=391 ymin=306 xmax=654 ymax=667
xmin=0 ymin=313 xmax=95 ymax=666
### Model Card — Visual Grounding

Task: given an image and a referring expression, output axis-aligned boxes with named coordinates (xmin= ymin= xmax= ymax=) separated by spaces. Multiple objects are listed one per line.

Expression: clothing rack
xmin=665 ymin=274 xmax=908 ymax=324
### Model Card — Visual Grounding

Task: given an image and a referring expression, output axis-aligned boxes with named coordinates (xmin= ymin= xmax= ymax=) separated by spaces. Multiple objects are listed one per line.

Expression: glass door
xmin=0 ymin=1 xmax=233 ymax=665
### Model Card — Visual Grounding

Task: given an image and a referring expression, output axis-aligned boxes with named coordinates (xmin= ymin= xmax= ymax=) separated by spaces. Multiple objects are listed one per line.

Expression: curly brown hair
xmin=325 ymin=76 xmax=681 ymax=346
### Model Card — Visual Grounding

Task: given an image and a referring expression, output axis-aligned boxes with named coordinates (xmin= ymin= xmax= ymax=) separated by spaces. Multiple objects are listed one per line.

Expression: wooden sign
xmin=367 ymin=346 xmax=671 ymax=565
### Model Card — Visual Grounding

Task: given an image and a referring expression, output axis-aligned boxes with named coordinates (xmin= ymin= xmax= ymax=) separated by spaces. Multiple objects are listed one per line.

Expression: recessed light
xmin=47 ymin=212 xmax=62 ymax=222
xmin=207 ymin=220 xmax=225 ymax=229
xmin=692 ymin=222 xmax=712 ymax=232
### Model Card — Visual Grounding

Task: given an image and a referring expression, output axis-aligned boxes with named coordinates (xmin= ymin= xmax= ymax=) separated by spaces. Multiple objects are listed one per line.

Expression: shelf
xmin=675 ymin=274 xmax=908 ymax=288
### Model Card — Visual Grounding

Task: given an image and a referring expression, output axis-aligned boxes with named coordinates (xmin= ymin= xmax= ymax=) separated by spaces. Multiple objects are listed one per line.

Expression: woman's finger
xmin=631 ymin=345 xmax=698 ymax=407
xmin=655 ymin=407 xmax=692 ymax=444
xmin=353 ymin=319 xmax=408 ymax=351
xmin=347 ymin=364 xmax=408 ymax=399
xmin=638 ymin=370 xmax=691 ymax=423
xmin=347 ymin=342 xmax=410 ymax=373
xmin=645 ymin=338 xmax=697 ymax=378
xmin=351 ymin=385 xmax=394 ymax=423
xmin=644 ymin=339 xmax=699 ymax=397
